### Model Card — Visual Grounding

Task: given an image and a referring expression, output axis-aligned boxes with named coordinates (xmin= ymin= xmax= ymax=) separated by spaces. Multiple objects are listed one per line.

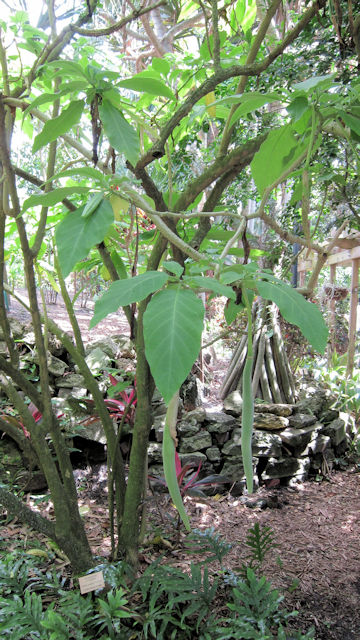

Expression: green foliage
xmin=55 ymin=202 xmax=114 ymax=278
xmin=143 ymin=287 xmax=205 ymax=403
xmin=32 ymin=100 xmax=85 ymax=153
xmin=0 ymin=536 xmax=313 ymax=640
xmin=91 ymin=271 xmax=169 ymax=327
xmin=241 ymin=523 xmax=278 ymax=577
xmin=133 ymin=560 xmax=219 ymax=638
xmin=209 ymin=569 xmax=314 ymax=640
xmin=98 ymin=99 xmax=139 ymax=166
xmin=185 ymin=527 xmax=233 ymax=567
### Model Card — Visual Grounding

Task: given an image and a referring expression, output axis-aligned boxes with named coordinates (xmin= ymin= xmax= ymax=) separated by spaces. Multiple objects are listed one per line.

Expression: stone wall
xmin=148 ymin=388 xmax=350 ymax=494
xmin=0 ymin=318 xmax=351 ymax=494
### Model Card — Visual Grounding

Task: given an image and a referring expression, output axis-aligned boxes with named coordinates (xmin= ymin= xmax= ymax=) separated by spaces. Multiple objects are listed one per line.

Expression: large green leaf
xmin=90 ymin=271 xmax=169 ymax=327
xmin=143 ymin=288 xmax=204 ymax=403
xmin=185 ymin=276 xmax=236 ymax=300
xmin=99 ymin=99 xmax=139 ymax=166
xmin=256 ymin=280 xmax=328 ymax=353
xmin=32 ymin=100 xmax=84 ymax=153
xmin=55 ymin=199 xmax=114 ymax=278
xmin=22 ymin=187 xmax=89 ymax=213
xmin=118 ymin=75 xmax=174 ymax=100
xmin=251 ymin=125 xmax=306 ymax=195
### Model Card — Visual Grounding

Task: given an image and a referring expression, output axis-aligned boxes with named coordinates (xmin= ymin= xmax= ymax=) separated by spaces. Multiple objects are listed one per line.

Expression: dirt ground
xmin=4 ymin=289 xmax=360 ymax=639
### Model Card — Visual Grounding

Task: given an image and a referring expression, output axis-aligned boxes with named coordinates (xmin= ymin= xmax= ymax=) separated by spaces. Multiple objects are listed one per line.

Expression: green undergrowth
xmin=0 ymin=525 xmax=314 ymax=640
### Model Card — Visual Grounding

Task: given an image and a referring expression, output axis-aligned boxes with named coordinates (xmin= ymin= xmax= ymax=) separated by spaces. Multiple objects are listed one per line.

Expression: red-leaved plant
xmin=151 ymin=451 xmax=228 ymax=498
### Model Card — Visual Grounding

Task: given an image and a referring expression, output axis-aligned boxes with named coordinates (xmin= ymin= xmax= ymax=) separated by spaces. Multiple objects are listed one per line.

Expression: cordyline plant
xmin=2 ymin=0 xmax=356 ymax=574
xmin=150 ymin=451 xmax=229 ymax=503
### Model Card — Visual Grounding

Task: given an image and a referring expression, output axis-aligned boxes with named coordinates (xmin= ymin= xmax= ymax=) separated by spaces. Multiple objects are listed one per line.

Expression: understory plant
xmin=0 ymin=526 xmax=314 ymax=640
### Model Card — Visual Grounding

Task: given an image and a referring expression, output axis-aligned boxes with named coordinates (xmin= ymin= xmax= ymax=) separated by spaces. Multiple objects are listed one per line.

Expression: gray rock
xmin=304 ymin=433 xmax=331 ymax=456
xmin=180 ymin=373 xmax=201 ymax=411
xmin=288 ymin=413 xmax=317 ymax=429
xmin=222 ymin=429 xmax=242 ymax=456
xmin=0 ymin=318 xmax=26 ymax=341
xmin=262 ymin=456 xmax=311 ymax=480
xmin=320 ymin=418 xmax=346 ymax=446
xmin=335 ymin=437 xmax=350 ymax=456
xmin=220 ymin=458 xmax=245 ymax=481
xmin=206 ymin=412 xmax=237 ymax=433
xmin=253 ymin=413 xmax=289 ymax=431
xmin=76 ymin=419 xmax=107 ymax=445
xmin=222 ymin=429 xmax=282 ymax=457
xmin=294 ymin=393 xmax=325 ymax=416
xmin=152 ymin=403 xmax=167 ymax=417
xmin=85 ymin=338 xmax=119 ymax=359
xmin=85 ymin=347 xmax=111 ymax=374
xmin=280 ymin=425 xmax=321 ymax=455
xmin=223 ymin=390 xmax=243 ymax=416
xmin=153 ymin=417 xmax=165 ymax=442
xmin=252 ymin=431 xmax=282 ymax=457
xmin=185 ymin=407 xmax=206 ymax=423
xmin=254 ymin=402 xmax=293 ymax=417
xmin=179 ymin=452 xmax=207 ymax=467
xmin=179 ymin=431 xmax=212 ymax=453
xmin=55 ymin=373 xmax=86 ymax=388
xmin=47 ymin=333 xmax=65 ymax=357
xmin=112 ymin=334 xmax=134 ymax=358
xmin=47 ymin=354 xmax=68 ymax=377
xmin=206 ymin=446 xmax=221 ymax=463
xmin=213 ymin=431 xmax=231 ymax=445
xmin=177 ymin=421 xmax=199 ymax=437
xmin=148 ymin=442 xmax=163 ymax=464
xmin=319 ymin=409 xmax=339 ymax=424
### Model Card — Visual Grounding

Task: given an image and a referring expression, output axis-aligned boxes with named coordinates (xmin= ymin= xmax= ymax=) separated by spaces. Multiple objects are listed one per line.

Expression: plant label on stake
xmin=78 ymin=571 xmax=105 ymax=594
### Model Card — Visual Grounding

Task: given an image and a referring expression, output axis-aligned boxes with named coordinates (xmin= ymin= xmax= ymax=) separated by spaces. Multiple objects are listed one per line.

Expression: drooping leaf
xmin=32 ymin=100 xmax=84 ymax=152
xmin=185 ymin=276 xmax=236 ymax=300
xmin=143 ymin=287 xmax=204 ymax=403
xmin=119 ymin=74 xmax=174 ymax=100
xmin=256 ymin=280 xmax=328 ymax=353
xmin=99 ymin=99 xmax=139 ymax=166
xmin=251 ymin=125 xmax=306 ymax=195
xmin=162 ymin=393 xmax=191 ymax=530
xmin=90 ymin=271 xmax=169 ymax=327
xmin=55 ymin=200 xmax=114 ymax=278
xmin=22 ymin=187 xmax=89 ymax=212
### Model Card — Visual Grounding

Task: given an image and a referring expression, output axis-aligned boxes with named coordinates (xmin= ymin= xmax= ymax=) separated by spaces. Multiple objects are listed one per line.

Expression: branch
xmin=72 ymin=1 xmax=166 ymax=37
xmin=174 ymin=134 xmax=266 ymax=212
xmin=135 ymin=0 xmax=326 ymax=169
